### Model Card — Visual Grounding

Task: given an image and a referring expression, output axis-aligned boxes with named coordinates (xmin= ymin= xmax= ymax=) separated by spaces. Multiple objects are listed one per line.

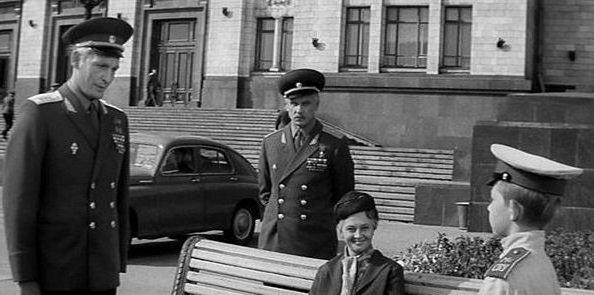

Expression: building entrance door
xmin=151 ymin=19 xmax=198 ymax=106
xmin=0 ymin=29 xmax=13 ymax=95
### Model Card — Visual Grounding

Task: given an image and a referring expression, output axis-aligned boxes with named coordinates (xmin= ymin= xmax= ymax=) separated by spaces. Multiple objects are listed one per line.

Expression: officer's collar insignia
xmin=485 ymin=247 xmax=530 ymax=280
xmin=70 ymin=142 xmax=79 ymax=155
xmin=295 ymin=82 xmax=302 ymax=88
xmin=109 ymin=35 xmax=116 ymax=43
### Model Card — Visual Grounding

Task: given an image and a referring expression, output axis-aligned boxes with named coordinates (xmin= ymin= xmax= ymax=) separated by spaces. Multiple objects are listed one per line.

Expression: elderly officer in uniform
xmin=3 ymin=17 xmax=133 ymax=295
xmin=258 ymin=68 xmax=355 ymax=260
xmin=479 ymin=144 xmax=583 ymax=295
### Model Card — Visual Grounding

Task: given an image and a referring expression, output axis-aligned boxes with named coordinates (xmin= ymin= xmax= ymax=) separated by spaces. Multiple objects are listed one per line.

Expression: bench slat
xmin=195 ymin=239 xmax=325 ymax=268
xmin=405 ymin=285 xmax=478 ymax=295
xmin=188 ymin=259 xmax=313 ymax=290
xmin=187 ymin=271 xmax=308 ymax=295
xmin=183 ymin=283 xmax=247 ymax=295
xmin=191 ymin=249 xmax=318 ymax=280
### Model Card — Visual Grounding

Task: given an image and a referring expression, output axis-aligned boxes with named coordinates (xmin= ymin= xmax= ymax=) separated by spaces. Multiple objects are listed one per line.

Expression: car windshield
xmin=130 ymin=142 xmax=160 ymax=173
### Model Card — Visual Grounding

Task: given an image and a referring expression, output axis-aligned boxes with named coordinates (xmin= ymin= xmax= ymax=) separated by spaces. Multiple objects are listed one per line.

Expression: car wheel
xmin=224 ymin=207 xmax=255 ymax=245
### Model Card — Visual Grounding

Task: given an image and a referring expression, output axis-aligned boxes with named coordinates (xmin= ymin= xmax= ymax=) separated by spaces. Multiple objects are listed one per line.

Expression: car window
xmin=130 ymin=143 xmax=159 ymax=172
xmin=161 ymin=146 xmax=197 ymax=175
xmin=198 ymin=147 xmax=232 ymax=174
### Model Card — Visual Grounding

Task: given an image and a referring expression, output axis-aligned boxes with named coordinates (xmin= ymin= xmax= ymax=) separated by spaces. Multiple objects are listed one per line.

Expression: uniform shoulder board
xmin=485 ymin=247 xmax=530 ymax=280
xmin=100 ymin=99 xmax=124 ymax=112
xmin=264 ymin=129 xmax=283 ymax=139
xmin=28 ymin=92 xmax=63 ymax=105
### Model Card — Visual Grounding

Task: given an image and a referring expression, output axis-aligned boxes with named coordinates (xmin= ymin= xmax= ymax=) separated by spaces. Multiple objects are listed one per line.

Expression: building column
xmin=105 ymin=0 xmax=138 ymax=107
xmin=426 ymin=0 xmax=443 ymax=75
xmin=368 ymin=0 xmax=384 ymax=73
xmin=14 ymin=0 xmax=50 ymax=104
xmin=269 ymin=17 xmax=283 ymax=72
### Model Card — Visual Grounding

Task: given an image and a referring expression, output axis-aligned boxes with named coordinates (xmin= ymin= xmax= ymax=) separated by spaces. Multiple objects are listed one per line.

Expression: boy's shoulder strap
xmin=484 ymin=247 xmax=530 ymax=280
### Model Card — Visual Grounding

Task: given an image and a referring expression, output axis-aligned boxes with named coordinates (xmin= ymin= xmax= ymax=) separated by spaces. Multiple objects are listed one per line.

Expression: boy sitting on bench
xmin=310 ymin=191 xmax=405 ymax=295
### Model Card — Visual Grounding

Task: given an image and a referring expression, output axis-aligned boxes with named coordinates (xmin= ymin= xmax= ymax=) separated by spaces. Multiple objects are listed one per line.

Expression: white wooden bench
xmin=171 ymin=235 xmax=594 ymax=295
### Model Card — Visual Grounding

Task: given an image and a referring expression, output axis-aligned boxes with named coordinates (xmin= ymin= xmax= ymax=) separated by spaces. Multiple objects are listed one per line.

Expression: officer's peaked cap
xmin=334 ymin=191 xmax=377 ymax=221
xmin=278 ymin=68 xmax=325 ymax=98
xmin=487 ymin=144 xmax=583 ymax=195
xmin=62 ymin=17 xmax=133 ymax=58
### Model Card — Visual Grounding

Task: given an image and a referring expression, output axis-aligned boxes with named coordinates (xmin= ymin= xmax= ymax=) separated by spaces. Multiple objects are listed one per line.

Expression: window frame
xmin=441 ymin=6 xmax=472 ymax=72
xmin=382 ymin=6 xmax=429 ymax=71
xmin=341 ymin=6 xmax=371 ymax=70
xmin=254 ymin=17 xmax=294 ymax=72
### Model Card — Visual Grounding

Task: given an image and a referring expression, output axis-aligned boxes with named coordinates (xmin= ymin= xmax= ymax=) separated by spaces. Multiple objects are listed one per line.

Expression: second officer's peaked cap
xmin=62 ymin=17 xmax=133 ymax=58
xmin=487 ymin=144 xmax=583 ymax=195
xmin=278 ymin=68 xmax=325 ymax=98
xmin=334 ymin=191 xmax=377 ymax=221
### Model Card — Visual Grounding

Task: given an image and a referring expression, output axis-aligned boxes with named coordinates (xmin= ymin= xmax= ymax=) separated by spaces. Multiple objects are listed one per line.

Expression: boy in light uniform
xmin=479 ymin=144 xmax=583 ymax=295
xmin=310 ymin=191 xmax=405 ymax=295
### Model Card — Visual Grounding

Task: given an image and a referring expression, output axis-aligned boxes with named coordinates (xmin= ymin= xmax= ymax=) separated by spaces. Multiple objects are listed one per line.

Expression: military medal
xmin=306 ymin=147 xmax=328 ymax=172
xmin=112 ymin=119 xmax=126 ymax=154
xmin=70 ymin=142 xmax=79 ymax=155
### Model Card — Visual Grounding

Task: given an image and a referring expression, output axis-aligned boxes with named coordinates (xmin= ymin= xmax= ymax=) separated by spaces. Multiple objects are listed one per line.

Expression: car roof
xmin=130 ymin=131 xmax=231 ymax=150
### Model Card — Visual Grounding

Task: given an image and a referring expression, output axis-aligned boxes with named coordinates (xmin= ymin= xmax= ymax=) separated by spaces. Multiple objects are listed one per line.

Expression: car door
xmin=152 ymin=145 xmax=205 ymax=235
xmin=196 ymin=146 xmax=240 ymax=229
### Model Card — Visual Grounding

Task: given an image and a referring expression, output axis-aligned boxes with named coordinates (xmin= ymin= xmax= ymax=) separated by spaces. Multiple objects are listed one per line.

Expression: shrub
xmin=545 ymin=229 xmax=594 ymax=290
xmin=396 ymin=230 xmax=594 ymax=290
xmin=396 ymin=233 xmax=502 ymax=279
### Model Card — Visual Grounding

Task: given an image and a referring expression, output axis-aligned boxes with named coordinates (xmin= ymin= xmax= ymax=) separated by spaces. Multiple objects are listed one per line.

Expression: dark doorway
xmin=150 ymin=19 xmax=197 ymax=106
xmin=0 ymin=29 xmax=12 ymax=96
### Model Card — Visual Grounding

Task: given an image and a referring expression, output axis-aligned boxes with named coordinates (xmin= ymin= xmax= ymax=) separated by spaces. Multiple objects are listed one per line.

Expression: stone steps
xmin=0 ymin=106 xmax=455 ymax=223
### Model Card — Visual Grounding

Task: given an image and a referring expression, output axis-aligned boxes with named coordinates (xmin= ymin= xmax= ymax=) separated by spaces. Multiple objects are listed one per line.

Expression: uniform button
xmin=89 ymin=222 xmax=96 ymax=229
xmin=110 ymin=201 xmax=116 ymax=208
xmin=278 ymin=198 xmax=285 ymax=204
xmin=89 ymin=202 xmax=96 ymax=209
xmin=300 ymin=199 xmax=307 ymax=206
xmin=110 ymin=221 xmax=117 ymax=228
xmin=272 ymin=164 xmax=277 ymax=170
xmin=278 ymin=213 xmax=285 ymax=220
xmin=300 ymin=214 xmax=307 ymax=220
xmin=110 ymin=182 xmax=116 ymax=189
xmin=279 ymin=184 xmax=285 ymax=189
xmin=301 ymin=185 xmax=307 ymax=191
xmin=90 ymin=182 xmax=96 ymax=190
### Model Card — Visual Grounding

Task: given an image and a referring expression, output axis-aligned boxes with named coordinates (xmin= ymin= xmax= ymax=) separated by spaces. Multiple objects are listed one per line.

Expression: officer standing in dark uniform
xmin=258 ymin=68 xmax=355 ymax=260
xmin=3 ymin=17 xmax=133 ymax=295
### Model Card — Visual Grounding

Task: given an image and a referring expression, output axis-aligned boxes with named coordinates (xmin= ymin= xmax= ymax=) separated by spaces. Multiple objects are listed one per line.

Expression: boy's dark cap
xmin=278 ymin=68 xmax=325 ymax=98
xmin=334 ymin=191 xmax=376 ymax=221
xmin=487 ymin=144 xmax=583 ymax=195
xmin=62 ymin=17 xmax=133 ymax=58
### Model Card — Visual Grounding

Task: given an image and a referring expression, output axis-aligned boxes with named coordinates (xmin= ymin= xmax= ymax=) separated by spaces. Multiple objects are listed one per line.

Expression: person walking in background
xmin=145 ymin=69 xmax=162 ymax=106
xmin=258 ymin=68 xmax=355 ymax=260
xmin=478 ymin=144 xmax=583 ymax=295
xmin=1 ymin=89 xmax=15 ymax=140
xmin=310 ymin=191 xmax=405 ymax=295
xmin=274 ymin=109 xmax=291 ymax=130
xmin=3 ymin=17 xmax=133 ymax=295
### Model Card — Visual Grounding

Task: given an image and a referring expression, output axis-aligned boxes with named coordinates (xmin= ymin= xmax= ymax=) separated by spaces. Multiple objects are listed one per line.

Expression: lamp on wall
xmin=496 ymin=38 xmax=506 ymax=48
xmin=222 ymin=7 xmax=232 ymax=17
xmin=312 ymin=38 xmax=320 ymax=48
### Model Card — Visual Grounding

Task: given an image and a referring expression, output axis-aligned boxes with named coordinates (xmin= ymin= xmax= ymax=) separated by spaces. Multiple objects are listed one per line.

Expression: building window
xmin=383 ymin=6 xmax=428 ymax=69
xmin=255 ymin=17 xmax=293 ymax=72
xmin=280 ymin=18 xmax=293 ymax=71
xmin=442 ymin=6 xmax=472 ymax=70
xmin=342 ymin=7 xmax=370 ymax=69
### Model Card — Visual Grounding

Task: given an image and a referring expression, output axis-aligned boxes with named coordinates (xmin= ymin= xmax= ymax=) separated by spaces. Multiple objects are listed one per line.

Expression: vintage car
xmin=128 ymin=132 xmax=262 ymax=245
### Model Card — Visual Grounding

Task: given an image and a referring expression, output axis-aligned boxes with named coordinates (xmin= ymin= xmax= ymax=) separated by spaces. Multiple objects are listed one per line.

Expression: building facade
xmin=1 ymin=0 xmax=593 ymax=179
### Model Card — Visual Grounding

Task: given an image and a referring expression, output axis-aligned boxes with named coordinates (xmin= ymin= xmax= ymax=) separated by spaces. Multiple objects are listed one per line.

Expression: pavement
xmin=0 ymin=187 xmax=490 ymax=294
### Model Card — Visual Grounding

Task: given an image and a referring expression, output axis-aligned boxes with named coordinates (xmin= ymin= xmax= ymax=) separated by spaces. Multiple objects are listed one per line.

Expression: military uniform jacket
xmin=479 ymin=231 xmax=561 ymax=295
xmin=309 ymin=250 xmax=406 ymax=295
xmin=257 ymin=120 xmax=354 ymax=259
xmin=2 ymin=85 xmax=130 ymax=291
